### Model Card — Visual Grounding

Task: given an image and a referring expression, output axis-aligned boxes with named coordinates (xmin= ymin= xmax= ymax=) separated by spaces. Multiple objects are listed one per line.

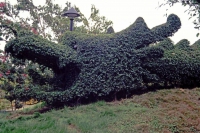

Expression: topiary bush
xmin=145 ymin=38 xmax=200 ymax=88
xmin=155 ymin=38 xmax=174 ymax=50
xmin=5 ymin=14 xmax=182 ymax=105
xmin=106 ymin=26 xmax=115 ymax=34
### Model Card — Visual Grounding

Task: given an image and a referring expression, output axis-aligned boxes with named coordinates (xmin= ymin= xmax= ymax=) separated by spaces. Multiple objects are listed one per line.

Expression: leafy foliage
xmin=0 ymin=0 xmax=115 ymax=107
xmin=160 ymin=0 xmax=200 ymax=36
xmin=151 ymin=14 xmax=181 ymax=41
xmin=155 ymin=38 xmax=174 ymax=50
xmin=5 ymin=14 xmax=182 ymax=105
xmin=0 ymin=51 xmax=29 ymax=110
xmin=5 ymin=31 xmax=77 ymax=72
xmin=106 ymin=26 xmax=115 ymax=34
xmin=0 ymin=0 xmax=113 ymax=42
xmin=145 ymin=38 xmax=200 ymax=88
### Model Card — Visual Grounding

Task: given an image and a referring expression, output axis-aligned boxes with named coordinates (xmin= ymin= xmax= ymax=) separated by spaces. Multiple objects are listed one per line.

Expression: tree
xmin=0 ymin=0 xmax=113 ymax=42
xmin=85 ymin=5 xmax=113 ymax=34
xmin=160 ymin=0 xmax=200 ymax=36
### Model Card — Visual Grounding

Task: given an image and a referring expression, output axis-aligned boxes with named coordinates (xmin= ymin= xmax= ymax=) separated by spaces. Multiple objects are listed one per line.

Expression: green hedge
xmin=5 ymin=14 xmax=182 ymax=105
xmin=145 ymin=39 xmax=200 ymax=88
xmin=5 ymin=31 xmax=78 ymax=73
xmin=151 ymin=14 xmax=181 ymax=41
xmin=155 ymin=38 xmax=174 ymax=50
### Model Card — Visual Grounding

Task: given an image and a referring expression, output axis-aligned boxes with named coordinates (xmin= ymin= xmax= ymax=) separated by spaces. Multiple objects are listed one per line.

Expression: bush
xmin=145 ymin=39 xmax=200 ymax=88
xmin=5 ymin=14 xmax=182 ymax=105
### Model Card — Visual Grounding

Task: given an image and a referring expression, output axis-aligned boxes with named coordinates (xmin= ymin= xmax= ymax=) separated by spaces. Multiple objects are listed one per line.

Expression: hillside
xmin=0 ymin=88 xmax=200 ymax=133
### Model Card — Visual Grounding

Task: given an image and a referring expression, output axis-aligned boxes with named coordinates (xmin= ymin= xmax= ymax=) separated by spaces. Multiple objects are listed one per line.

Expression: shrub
xmin=5 ymin=14 xmax=182 ymax=105
xmin=145 ymin=39 xmax=200 ymax=88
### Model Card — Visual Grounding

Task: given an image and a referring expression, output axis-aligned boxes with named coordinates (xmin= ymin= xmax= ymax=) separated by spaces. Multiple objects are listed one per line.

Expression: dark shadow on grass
xmin=58 ymin=83 xmax=199 ymax=108
xmin=19 ymin=83 xmax=199 ymax=112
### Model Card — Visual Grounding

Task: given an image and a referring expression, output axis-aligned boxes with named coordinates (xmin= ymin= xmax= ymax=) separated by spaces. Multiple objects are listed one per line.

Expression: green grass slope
xmin=1 ymin=88 xmax=200 ymax=133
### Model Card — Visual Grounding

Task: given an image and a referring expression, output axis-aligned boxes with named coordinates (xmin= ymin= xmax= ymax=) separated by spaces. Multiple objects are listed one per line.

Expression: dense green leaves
xmin=174 ymin=39 xmax=190 ymax=50
xmin=155 ymin=38 xmax=174 ymax=50
xmin=0 ymin=0 xmax=113 ymax=42
xmin=5 ymin=31 xmax=77 ymax=72
xmin=151 ymin=14 xmax=181 ymax=41
xmin=5 ymin=14 xmax=182 ymax=105
xmin=146 ymin=38 xmax=200 ymax=88
xmin=160 ymin=0 xmax=200 ymax=34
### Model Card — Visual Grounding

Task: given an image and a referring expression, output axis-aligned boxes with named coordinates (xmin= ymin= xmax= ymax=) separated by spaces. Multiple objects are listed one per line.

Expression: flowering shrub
xmin=0 ymin=51 xmax=31 ymax=110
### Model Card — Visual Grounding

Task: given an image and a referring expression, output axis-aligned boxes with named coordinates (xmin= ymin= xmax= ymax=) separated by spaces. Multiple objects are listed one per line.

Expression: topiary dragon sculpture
xmin=5 ymin=14 xmax=181 ymax=105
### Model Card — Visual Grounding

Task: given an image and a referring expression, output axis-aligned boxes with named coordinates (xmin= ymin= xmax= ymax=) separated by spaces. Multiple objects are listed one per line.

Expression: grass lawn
xmin=0 ymin=88 xmax=200 ymax=133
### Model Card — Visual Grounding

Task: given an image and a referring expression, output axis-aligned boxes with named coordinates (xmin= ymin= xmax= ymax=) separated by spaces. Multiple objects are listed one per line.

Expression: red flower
xmin=25 ymin=87 xmax=29 ymax=91
xmin=31 ymin=27 xmax=38 ymax=35
xmin=6 ymin=70 xmax=10 ymax=75
xmin=23 ymin=74 xmax=28 ymax=77
xmin=0 ymin=73 xmax=3 ymax=78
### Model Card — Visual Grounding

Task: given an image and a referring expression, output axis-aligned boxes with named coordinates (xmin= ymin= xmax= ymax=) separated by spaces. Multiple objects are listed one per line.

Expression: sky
xmin=0 ymin=0 xmax=199 ymax=49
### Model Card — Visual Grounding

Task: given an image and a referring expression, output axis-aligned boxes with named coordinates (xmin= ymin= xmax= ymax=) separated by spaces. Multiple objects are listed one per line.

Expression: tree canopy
xmin=0 ymin=0 xmax=113 ymax=42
